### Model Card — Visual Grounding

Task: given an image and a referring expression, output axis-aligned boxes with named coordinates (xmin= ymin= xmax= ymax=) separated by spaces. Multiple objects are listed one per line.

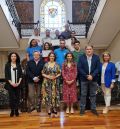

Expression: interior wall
xmin=107 ymin=31 xmax=120 ymax=63
xmin=0 ymin=52 xmax=8 ymax=78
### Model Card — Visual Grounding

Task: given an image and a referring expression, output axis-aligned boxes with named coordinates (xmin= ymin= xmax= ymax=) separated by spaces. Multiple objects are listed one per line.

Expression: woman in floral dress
xmin=62 ymin=52 xmax=77 ymax=114
xmin=42 ymin=52 xmax=61 ymax=117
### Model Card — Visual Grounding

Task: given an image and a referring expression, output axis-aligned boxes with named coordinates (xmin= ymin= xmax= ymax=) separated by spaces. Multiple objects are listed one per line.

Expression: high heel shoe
xmin=48 ymin=112 xmax=51 ymax=117
xmin=66 ymin=107 xmax=69 ymax=114
xmin=10 ymin=110 xmax=14 ymax=117
xmin=48 ymin=109 xmax=51 ymax=117
xmin=52 ymin=108 xmax=58 ymax=117
xmin=70 ymin=107 xmax=74 ymax=114
xmin=15 ymin=109 xmax=19 ymax=117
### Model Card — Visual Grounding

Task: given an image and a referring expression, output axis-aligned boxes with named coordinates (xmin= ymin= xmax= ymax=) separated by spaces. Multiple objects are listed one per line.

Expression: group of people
xmin=4 ymin=27 xmax=116 ymax=118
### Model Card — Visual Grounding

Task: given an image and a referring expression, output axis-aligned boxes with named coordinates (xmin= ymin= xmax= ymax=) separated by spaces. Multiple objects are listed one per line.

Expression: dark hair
xmin=85 ymin=45 xmax=93 ymax=49
xmin=58 ymin=35 xmax=65 ymax=39
xmin=71 ymin=31 xmax=76 ymax=34
xmin=43 ymin=42 xmax=52 ymax=50
xmin=46 ymin=29 xmax=50 ymax=32
xmin=60 ymin=38 xmax=65 ymax=42
xmin=7 ymin=52 xmax=20 ymax=64
xmin=71 ymin=37 xmax=77 ymax=44
xmin=48 ymin=52 xmax=56 ymax=61
xmin=65 ymin=52 xmax=74 ymax=60
xmin=29 ymin=39 xmax=37 ymax=48
xmin=74 ymin=40 xmax=80 ymax=44
xmin=34 ymin=28 xmax=39 ymax=31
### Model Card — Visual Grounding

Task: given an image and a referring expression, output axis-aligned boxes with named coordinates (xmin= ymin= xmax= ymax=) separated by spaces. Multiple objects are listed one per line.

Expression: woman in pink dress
xmin=62 ymin=52 xmax=77 ymax=114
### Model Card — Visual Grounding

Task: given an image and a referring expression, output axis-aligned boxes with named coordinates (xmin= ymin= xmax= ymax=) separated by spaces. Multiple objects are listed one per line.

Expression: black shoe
xmin=27 ymin=107 xmax=35 ymax=113
xmin=37 ymin=108 xmax=41 ymax=112
xmin=10 ymin=110 xmax=14 ymax=117
xmin=54 ymin=111 xmax=57 ymax=115
xmin=91 ymin=109 xmax=99 ymax=116
xmin=80 ymin=109 xmax=85 ymax=116
xmin=48 ymin=112 xmax=51 ymax=117
xmin=15 ymin=109 xmax=19 ymax=117
xmin=52 ymin=108 xmax=57 ymax=114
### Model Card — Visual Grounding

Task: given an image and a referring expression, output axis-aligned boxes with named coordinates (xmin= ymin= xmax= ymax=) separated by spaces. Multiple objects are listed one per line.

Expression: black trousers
xmin=8 ymin=86 xmax=20 ymax=110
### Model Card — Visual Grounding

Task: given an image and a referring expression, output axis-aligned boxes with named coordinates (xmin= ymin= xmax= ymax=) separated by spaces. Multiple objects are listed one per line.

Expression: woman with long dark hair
xmin=62 ymin=52 xmax=77 ymax=114
xmin=26 ymin=39 xmax=42 ymax=61
xmin=42 ymin=52 xmax=61 ymax=117
xmin=5 ymin=52 xmax=22 ymax=117
xmin=42 ymin=42 xmax=52 ymax=62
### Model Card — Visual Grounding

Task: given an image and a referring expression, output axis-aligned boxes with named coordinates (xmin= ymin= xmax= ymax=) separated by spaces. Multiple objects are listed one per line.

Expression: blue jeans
xmin=80 ymin=81 xmax=97 ymax=110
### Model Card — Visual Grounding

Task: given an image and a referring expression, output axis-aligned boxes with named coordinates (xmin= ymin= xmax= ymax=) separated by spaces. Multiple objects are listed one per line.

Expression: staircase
xmin=0 ymin=0 xmax=20 ymax=49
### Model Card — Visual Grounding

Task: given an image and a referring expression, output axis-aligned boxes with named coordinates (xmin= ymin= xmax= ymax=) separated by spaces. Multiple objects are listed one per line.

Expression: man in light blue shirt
xmin=54 ymin=39 xmax=69 ymax=69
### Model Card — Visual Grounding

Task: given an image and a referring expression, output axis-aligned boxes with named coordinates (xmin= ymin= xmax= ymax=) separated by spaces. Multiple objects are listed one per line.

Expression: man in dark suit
xmin=78 ymin=45 xmax=100 ymax=116
xmin=26 ymin=51 xmax=44 ymax=112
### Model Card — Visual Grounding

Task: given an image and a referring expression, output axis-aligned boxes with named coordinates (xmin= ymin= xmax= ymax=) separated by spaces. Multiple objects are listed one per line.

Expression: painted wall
xmin=107 ymin=31 xmax=120 ymax=62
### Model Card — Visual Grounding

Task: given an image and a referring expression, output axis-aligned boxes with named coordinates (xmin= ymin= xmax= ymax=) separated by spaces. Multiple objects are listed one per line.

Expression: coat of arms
xmin=48 ymin=8 xmax=58 ymax=18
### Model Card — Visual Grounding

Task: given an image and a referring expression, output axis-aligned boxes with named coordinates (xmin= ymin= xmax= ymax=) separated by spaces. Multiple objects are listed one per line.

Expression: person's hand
xmin=33 ymin=77 xmax=38 ymax=80
xmin=16 ymin=82 xmax=20 ymax=87
xmin=33 ymin=77 xmax=39 ymax=82
xmin=50 ymin=75 xmax=56 ymax=80
xmin=34 ymin=78 xmax=40 ymax=83
xmin=45 ymin=75 xmax=51 ymax=79
xmin=10 ymin=82 xmax=17 ymax=87
xmin=110 ymin=83 xmax=114 ymax=89
xmin=66 ymin=80 xmax=74 ymax=85
xmin=87 ymin=75 xmax=93 ymax=81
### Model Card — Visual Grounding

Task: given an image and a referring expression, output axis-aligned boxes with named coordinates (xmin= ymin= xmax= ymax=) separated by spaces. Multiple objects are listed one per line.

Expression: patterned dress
xmin=42 ymin=62 xmax=61 ymax=109
xmin=62 ymin=62 xmax=77 ymax=104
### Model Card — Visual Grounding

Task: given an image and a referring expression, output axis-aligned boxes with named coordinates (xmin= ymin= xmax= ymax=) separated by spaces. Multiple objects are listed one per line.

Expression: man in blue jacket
xmin=78 ymin=45 xmax=100 ymax=116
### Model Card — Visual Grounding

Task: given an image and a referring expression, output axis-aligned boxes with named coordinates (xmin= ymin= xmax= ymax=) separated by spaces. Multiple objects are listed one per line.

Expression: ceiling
xmin=0 ymin=5 xmax=19 ymax=49
xmin=88 ymin=0 xmax=120 ymax=49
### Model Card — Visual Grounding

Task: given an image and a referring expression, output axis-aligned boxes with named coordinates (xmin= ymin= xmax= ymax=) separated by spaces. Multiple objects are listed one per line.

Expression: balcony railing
xmin=86 ymin=0 xmax=100 ymax=36
xmin=5 ymin=0 xmax=21 ymax=37
xmin=20 ymin=21 xmax=40 ymax=37
xmin=4 ymin=0 xmax=100 ymax=38
xmin=68 ymin=0 xmax=100 ymax=37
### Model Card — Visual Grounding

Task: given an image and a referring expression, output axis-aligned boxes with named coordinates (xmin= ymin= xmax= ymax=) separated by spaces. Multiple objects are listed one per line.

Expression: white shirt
xmin=87 ymin=56 xmax=92 ymax=74
xmin=11 ymin=66 xmax=17 ymax=83
xmin=101 ymin=63 xmax=108 ymax=84
xmin=42 ymin=36 xmax=53 ymax=44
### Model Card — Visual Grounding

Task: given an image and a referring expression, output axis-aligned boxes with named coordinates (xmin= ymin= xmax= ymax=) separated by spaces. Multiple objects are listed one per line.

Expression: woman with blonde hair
xmin=100 ymin=52 xmax=116 ymax=114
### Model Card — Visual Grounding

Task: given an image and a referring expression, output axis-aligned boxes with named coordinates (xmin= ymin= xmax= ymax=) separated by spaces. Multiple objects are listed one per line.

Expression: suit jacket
xmin=100 ymin=62 xmax=116 ymax=88
xmin=26 ymin=59 xmax=44 ymax=83
xmin=5 ymin=62 xmax=22 ymax=90
xmin=77 ymin=54 xmax=100 ymax=82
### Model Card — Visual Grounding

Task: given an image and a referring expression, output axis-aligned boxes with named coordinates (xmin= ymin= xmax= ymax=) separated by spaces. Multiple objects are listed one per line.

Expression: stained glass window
xmin=40 ymin=0 xmax=66 ymax=32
